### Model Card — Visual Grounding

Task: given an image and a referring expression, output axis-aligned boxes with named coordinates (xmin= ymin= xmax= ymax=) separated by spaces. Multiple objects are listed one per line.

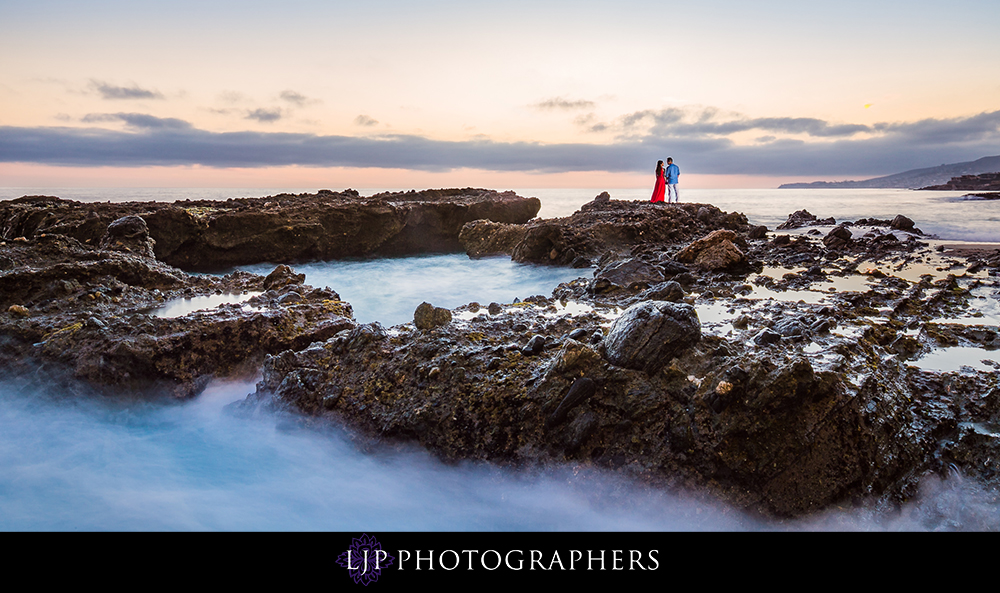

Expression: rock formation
xmin=460 ymin=194 xmax=750 ymax=267
xmin=920 ymin=172 xmax=1000 ymax=191
xmin=0 ymin=189 xmax=540 ymax=271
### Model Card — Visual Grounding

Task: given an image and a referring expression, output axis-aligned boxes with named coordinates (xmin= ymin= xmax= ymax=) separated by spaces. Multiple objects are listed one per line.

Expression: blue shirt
xmin=665 ymin=163 xmax=680 ymax=184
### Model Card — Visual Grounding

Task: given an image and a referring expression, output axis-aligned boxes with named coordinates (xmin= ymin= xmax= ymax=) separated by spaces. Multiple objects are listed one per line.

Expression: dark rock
xmin=773 ymin=319 xmax=806 ymax=337
xmin=777 ymin=210 xmax=835 ymax=229
xmin=641 ymin=280 xmax=686 ymax=302
xmin=414 ymin=302 xmax=452 ymax=330
xmin=263 ymin=265 xmax=305 ymax=290
xmin=890 ymin=215 xmax=915 ymax=231
xmin=753 ymin=328 xmax=782 ymax=345
xmin=748 ymin=225 xmax=768 ymax=239
xmin=675 ymin=230 xmax=747 ymax=270
xmin=99 ymin=215 xmax=156 ymax=258
xmin=823 ymin=225 xmax=854 ymax=248
xmin=602 ymin=301 xmax=701 ymax=374
xmin=488 ymin=302 xmax=503 ymax=315
xmin=595 ymin=258 xmax=665 ymax=289
xmin=522 ymin=334 xmax=547 ymax=355
xmin=547 ymin=377 xmax=597 ymax=427
xmin=657 ymin=258 xmax=691 ymax=276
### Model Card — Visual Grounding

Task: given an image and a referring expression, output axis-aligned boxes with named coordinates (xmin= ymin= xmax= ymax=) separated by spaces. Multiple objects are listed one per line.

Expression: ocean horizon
xmin=1 ymin=186 xmax=996 ymax=242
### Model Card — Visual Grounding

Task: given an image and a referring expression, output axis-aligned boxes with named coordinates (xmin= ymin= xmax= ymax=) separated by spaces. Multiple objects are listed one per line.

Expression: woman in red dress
xmin=650 ymin=160 xmax=666 ymax=203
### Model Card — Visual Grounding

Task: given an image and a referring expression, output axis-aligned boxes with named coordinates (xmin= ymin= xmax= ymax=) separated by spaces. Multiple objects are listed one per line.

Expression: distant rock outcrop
xmin=919 ymin=172 xmax=1000 ymax=191
xmin=779 ymin=155 xmax=1000 ymax=189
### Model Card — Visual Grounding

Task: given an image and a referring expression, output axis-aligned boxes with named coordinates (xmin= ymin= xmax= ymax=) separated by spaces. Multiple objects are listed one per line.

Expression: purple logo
xmin=337 ymin=534 xmax=395 ymax=586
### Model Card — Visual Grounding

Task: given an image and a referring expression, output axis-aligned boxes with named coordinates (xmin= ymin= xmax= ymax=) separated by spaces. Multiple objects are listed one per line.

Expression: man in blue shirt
xmin=665 ymin=157 xmax=680 ymax=203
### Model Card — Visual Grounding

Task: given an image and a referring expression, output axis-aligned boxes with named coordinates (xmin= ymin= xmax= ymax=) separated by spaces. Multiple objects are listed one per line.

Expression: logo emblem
xmin=337 ymin=534 xmax=395 ymax=586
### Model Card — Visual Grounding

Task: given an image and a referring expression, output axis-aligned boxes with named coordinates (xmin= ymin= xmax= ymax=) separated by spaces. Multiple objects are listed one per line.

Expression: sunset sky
xmin=2 ymin=0 xmax=999 ymax=188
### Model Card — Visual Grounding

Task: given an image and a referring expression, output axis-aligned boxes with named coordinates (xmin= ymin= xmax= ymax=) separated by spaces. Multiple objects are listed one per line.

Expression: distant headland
xmin=779 ymin=155 xmax=1000 ymax=189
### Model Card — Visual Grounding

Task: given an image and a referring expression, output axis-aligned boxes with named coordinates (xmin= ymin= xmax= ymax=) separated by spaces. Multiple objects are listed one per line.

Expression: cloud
xmin=89 ymin=80 xmax=163 ymax=100
xmin=873 ymin=111 xmax=1000 ymax=145
xmin=218 ymin=91 xmax=246 ymax=104
xmin=610 ymin=107 xmax=871 ymax=139
xmin=80 ymin=113 xmax=192 ymax=130
xmin=246 ymin=108 xmax=282 ymax=123
xmin=533 ymin=97 xmax=596 ymax=111
xmin=279 ymin=90 xmax=312 ymax=106
xmin=354 ymin=115 xmax=378 ymax=127
xmin=3 ymin=110 xmax=999 ymax=178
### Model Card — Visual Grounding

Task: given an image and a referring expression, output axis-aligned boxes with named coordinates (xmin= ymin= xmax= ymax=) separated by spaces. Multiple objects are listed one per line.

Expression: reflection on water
xmin=147 ymin=292 xmax=263 ymax=318
xmin=237 ymin=254 xmax=589 ymax=326
xmin=910 ymin=347 xmax=1000 ymax=373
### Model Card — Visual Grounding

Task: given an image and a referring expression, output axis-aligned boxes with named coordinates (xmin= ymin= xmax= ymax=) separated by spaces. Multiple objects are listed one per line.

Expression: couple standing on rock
xmin=650 ymin=158 xmax=680 ymax=204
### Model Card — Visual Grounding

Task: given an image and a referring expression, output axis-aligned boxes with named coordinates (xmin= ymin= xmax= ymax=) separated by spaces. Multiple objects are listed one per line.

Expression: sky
xmin=2 ymin=0 xmax=999 ymax=189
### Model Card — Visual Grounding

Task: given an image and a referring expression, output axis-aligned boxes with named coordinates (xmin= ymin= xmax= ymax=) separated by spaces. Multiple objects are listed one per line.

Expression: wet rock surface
xmin=460 ymin=195 xmax=750 ymax=266
xmin=5 ymin=190 xmax=1000 ymax=519
xmin=0 ymin=189 xmax=540 ymax=271
xmin=601 ymin=301 xmax=701 ymax=374
xmin=0 ymin=233 xmax=354 ymax=398
xmin=414 ymin=302 xmax=453 ymax=330
xmin=674 ymin=229 xmax=748 ymax=271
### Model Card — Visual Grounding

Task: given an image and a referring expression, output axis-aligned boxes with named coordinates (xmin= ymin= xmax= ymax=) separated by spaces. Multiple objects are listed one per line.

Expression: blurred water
xmin=237 ymin=254 xmax=587 ymax=327
xmin=2 ymin=377 xmax=997 ymax=531
xmin=0 ymin=377 xmax=757 ymax=531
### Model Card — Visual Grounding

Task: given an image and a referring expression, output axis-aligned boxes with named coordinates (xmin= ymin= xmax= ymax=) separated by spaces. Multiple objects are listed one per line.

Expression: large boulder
xmin=99 ymin=215 xmax=156 ymax=258
xmin=890 ymin=214 xmax=915 ymax=231
xmin=823 ymin=224 xmax=854 ymax=248
xmin=414 ymin=302 xmax=452 ymax=330
xmin=674 ymin=229 xmax=747 ymax=270
xmin=593 ymin=258 xmax=665 ymax=291
xmin=601 ymin=301 xmax=701 ymax=374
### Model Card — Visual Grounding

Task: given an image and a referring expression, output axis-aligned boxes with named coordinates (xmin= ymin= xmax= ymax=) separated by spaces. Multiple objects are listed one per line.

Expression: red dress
xmin=650 ymin=170 xmax=666 ymax=202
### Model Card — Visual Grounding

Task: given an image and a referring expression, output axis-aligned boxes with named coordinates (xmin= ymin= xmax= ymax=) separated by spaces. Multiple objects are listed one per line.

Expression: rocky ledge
xmin=4 ymin=191 xmax=1000 ymax=519
xmin=459 ymin=192 xmax=750 ymax=267
xmin=920 ymin=172 xmax=1000 ymax=191
xmin=0 ymin=188 xmax=540 ymax=271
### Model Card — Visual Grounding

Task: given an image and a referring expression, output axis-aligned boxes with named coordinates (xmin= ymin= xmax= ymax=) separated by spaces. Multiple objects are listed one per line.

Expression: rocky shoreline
xmin=0 ymin=188 xmax=539 ymax=271
xmin=920 ymin=172 xmax=1000 ymax=192
xmin=3 ymin=189 xmax=1000 ymax=518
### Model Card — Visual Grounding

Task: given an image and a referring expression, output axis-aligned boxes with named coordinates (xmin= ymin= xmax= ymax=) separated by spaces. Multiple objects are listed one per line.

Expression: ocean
xmin=2 ymin=186 xmax=999 ymax=531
